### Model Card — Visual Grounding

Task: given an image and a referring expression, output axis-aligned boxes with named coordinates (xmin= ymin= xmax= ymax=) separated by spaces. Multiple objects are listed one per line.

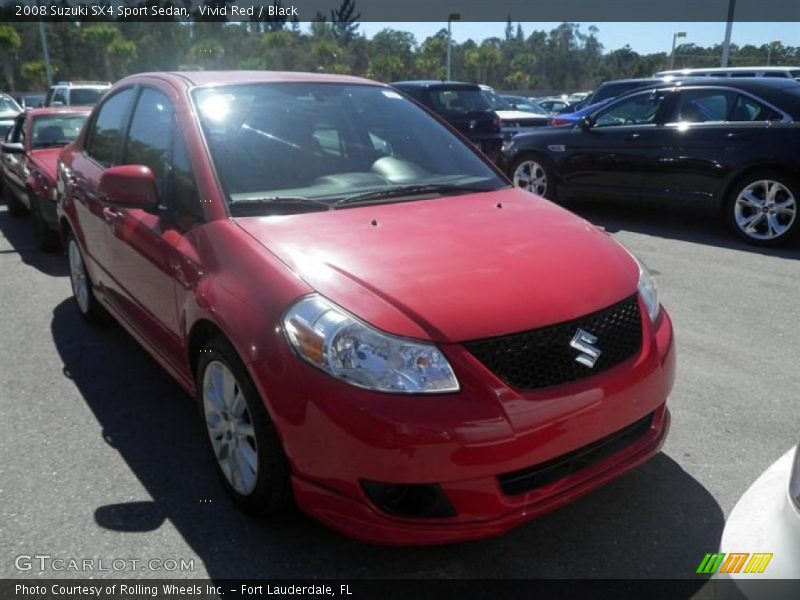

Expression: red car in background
xmin=57 ymin=71 xmax=675 ymax=545
xmin=1 ymin=107 xmax=90 ymax=250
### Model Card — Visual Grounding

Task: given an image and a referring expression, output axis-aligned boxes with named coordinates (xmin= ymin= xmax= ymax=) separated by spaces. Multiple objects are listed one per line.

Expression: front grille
xmin=497 ymin=413 xmax=654 ymax=496
xmin=465 ymin=295 xmax=642 ymax=391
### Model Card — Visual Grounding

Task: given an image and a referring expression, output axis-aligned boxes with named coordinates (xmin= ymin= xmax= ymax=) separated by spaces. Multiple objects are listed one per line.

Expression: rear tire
xmin=66 ymin=231 xmax=110 ymax=324
xmin=31 ymin=195 xmax=61 ymax=252
xmin=725 ymin=170 xmax=799 ymax=246
xmin=197 ymin=336 xmax=291 ymax=515
xmin=5 ymin=189 xmax=28 ymax=217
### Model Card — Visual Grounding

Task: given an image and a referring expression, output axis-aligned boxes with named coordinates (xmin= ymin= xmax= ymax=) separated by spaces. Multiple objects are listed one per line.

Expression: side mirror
xmin=98 ymin=165 xmax=159 ymax=210
xmin=1 ymin=142 xmax=24 ymax=154
xmin=579 ymin=115 xmax=595 ymax=131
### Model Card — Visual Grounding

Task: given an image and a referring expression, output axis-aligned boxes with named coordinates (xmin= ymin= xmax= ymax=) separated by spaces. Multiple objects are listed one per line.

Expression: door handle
xmin=725 ymin=132 xmax=742 ymax=139
xmin=625 ymin=133 xmax=641 ymax=141
xmin=102 ymin=206 xmax=123 ymax=224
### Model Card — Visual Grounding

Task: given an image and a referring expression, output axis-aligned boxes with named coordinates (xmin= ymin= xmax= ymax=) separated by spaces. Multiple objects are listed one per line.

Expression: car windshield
xmin=31 ymin=114 xmax=88 ymax=149
xmin=193 ymin=83 xmax=505 ymax=215
xmin=484 ymin=90 xmax=512 ymax=111
xmin=70 ymin=88 xmax=106 ymax=106
xmin=502 ymin=96 xmax=549 ymax=115
xmin=0 ymin=96 xmax=21 ymax=114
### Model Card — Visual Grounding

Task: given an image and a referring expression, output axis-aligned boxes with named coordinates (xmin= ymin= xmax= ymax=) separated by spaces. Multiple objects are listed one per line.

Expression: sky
xmin=357 ymin=22 xmax=800 ymax=55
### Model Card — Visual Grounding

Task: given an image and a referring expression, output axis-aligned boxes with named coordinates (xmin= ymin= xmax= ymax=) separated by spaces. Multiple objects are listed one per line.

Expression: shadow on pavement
xmin=566 ymin=199 xmax=800 ymax=260
xmin=0 ymin=205 xmax=67 ymax=276
xmin=51 ymin=298 xmax=724 ymax=588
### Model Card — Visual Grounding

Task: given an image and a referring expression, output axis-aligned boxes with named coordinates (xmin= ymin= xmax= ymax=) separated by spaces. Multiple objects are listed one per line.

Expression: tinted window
xmin=594 ymin=91 xmax=666 ymax=127
xmin=729 ymin=94 xmax=782 ymax=121
xmin=70 ymin=88 xmax=106 ymax=106
xmin=674 ymin=90 xmax=734 ymax=123
xmin=427 ymin=89 xmax=492 ymax=114
xmin=87 ymin=88 xmax=136 ymax=167
xmin=124 ymin=88 xmax=173 ymax=191
xmin=168 ymin=131 xmax=203 ymax=227
xmin=31 ymin=114 xmax=88 ymax=149
xmin=53 ymin=88 xmax=67 ymax=105
xmin=193 ymin=83 xmax=504 ymax=213
xmin=763 ymin=72 xmax=788 ymax=78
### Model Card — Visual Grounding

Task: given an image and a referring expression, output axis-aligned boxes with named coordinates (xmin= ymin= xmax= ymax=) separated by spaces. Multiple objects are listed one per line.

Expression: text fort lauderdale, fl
xmin=17 ymin=583 xmax=353 ymax=596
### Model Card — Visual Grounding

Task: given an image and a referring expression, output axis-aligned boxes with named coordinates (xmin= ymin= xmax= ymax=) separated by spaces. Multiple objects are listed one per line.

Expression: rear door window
xmin=672 ymin=90 xmax=735 ymax=123
xmin=729 ymin=94 xmax=783 ymax=121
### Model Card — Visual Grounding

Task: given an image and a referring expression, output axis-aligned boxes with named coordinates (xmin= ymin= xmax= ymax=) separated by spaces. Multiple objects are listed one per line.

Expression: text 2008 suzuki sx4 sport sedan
xmin=57 ymin=71 xmax=675 ymax=545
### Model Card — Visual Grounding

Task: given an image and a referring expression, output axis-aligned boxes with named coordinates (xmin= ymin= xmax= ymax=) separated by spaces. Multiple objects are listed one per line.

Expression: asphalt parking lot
xmin=0 ymin=197 xmax=797 ymax=587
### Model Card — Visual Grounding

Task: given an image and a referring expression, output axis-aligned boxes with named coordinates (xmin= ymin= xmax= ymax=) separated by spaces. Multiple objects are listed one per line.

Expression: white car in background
xmin=719 ymin=445 xmax=800 ymax=597
xmin=479 ymin=85 xmax=550 ymax=140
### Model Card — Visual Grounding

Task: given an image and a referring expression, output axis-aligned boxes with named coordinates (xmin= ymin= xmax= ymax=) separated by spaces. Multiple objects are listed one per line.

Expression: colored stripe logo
xmin=696 ymin=553 xmax=773 ymax=574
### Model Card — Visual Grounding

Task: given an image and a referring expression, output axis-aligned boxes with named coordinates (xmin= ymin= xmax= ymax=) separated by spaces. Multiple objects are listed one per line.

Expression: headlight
xmin=283 ymin=295 xmax=459 ymax=394
xmin=619 ymin=249 xmax=660 ymax=322
xmin=790 ymin=445 xmax=800 ymax=510
xmin=636 ymin=258 xmax=660 ymax=322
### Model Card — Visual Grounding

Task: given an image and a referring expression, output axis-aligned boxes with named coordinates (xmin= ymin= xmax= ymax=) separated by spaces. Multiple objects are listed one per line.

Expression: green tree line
xmin=1 ymin=17 xmax=798 ymax=94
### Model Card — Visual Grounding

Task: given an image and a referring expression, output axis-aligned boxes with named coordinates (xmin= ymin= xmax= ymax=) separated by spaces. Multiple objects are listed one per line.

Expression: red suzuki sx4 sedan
xmin=57 ymin=71 xmax=675 ymax=545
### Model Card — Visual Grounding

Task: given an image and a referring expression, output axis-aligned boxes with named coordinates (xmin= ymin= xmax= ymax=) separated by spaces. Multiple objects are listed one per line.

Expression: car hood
xmin=235 ymin=187 xmax=639 ymax=343
xmin=28 ymin=148 xmax=62 ymax=182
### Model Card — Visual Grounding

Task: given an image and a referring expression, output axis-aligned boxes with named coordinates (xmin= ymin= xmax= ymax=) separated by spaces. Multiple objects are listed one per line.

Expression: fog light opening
xmin=360 ymin=481 xmax=456 ymax=519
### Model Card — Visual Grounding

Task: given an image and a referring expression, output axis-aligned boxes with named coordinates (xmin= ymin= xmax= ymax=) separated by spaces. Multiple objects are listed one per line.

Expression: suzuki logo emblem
xmin=570 ymin=328 xmax=602 ymax=368
xmin=469 ymin=119 xmax=476 ymax=130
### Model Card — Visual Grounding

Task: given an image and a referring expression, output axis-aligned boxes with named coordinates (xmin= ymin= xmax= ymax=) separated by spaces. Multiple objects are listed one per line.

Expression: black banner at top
xmin=0 ymin=0 xmax=799 ymax=22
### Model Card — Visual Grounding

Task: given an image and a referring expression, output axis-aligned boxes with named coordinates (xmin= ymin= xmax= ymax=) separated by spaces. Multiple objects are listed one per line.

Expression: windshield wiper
xmin=230 ymin=196 xmax=332 ymax=215
xmin=334 ymin=183 xmax=496 ymax=208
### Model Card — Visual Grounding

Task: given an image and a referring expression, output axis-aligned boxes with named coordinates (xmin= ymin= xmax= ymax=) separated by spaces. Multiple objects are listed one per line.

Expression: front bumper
xmin=250 ymin=303 xmax=676 ymax=545
xmin=719 ymin=447 xmax=800 ymax=590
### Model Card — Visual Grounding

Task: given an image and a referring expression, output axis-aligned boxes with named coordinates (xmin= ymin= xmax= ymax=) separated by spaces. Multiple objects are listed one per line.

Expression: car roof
xmin=26 ymin=107 xmax=92 ymax=117
xmin=391 ymin=80 xmax=481 ymax=91
xmin=120 ymin=71 xmax=380 ymax=89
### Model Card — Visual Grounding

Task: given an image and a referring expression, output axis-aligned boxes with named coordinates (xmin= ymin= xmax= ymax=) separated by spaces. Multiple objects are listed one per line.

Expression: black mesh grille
xmin=497 ymin=413 xmax=654 ymax=496
xmin=464 ymin=295 xmax=642 ymax=391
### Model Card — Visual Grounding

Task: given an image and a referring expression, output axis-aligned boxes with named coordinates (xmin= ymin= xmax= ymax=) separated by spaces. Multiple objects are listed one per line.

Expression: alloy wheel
xmin=734 ymin=179 xmax=797 ymax=241
xmin=512 ymin=159 xmax=548 ymax=196
xmin=67 ymin=238 xmax=90 ymax=314
xmin=202 ymin=360 xmax=259 ymax=496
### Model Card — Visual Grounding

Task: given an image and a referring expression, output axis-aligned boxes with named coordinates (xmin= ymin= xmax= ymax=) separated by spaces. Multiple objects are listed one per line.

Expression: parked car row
xmin=0 ymin=68 xmax=797 ymax=552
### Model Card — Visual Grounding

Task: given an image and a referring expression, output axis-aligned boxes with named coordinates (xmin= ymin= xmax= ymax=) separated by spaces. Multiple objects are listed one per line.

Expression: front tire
xmin=510 ymin=154 xmax=556 ymax=200
xmin=197 ymin=336 xmax=290 ymax=515
xmin=726 ymin=171 xmax=799 ymax=246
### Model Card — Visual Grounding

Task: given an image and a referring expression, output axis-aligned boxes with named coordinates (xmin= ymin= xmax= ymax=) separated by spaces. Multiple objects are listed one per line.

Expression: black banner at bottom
xmin=3 ymin=578 xmax=800 ymax=600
